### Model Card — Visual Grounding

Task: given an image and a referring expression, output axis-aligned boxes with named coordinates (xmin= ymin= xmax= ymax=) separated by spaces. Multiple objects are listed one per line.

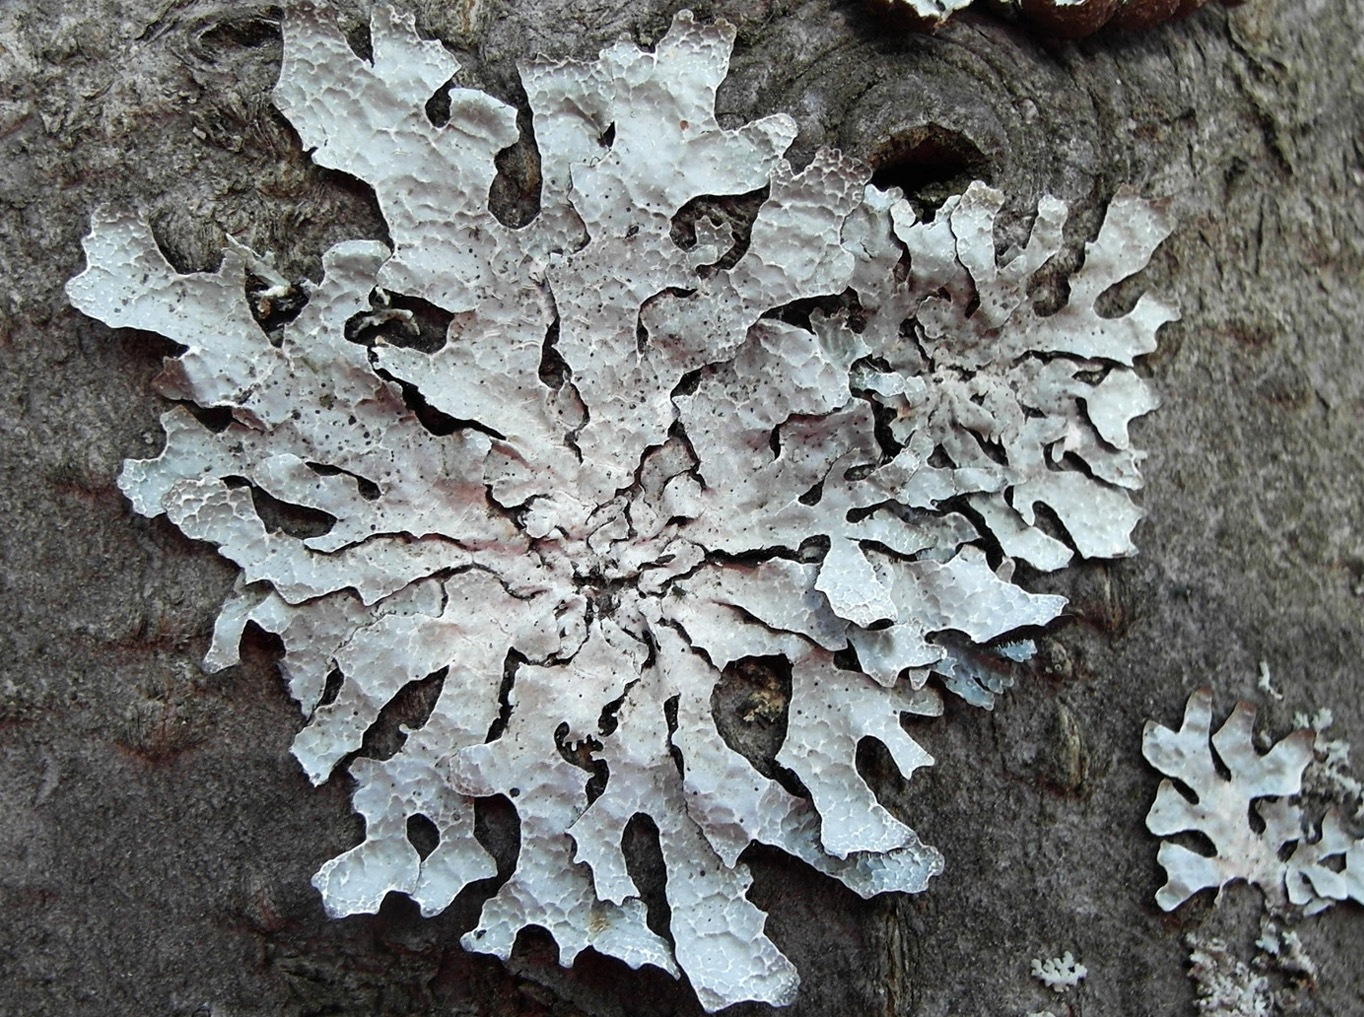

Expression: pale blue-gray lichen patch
xmin=68 ymin=6 xmax=1175 ymax=1010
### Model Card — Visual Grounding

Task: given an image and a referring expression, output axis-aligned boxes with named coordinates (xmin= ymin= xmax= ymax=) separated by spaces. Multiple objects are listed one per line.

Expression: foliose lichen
xmin=68 ymin=6 xmax=1176 ymax=1008
xmin=1144 ymin=687 xmax=1364 ymax=915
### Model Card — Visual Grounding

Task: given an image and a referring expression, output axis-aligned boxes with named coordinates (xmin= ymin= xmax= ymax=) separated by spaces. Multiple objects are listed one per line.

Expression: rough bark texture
xmin=2 ymin=1 xmax=1361 ymax=1015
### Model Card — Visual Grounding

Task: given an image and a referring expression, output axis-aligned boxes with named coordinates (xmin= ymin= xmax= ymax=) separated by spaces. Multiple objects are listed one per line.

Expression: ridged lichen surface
xmin=67 ymin=6 xmax=1176 ymax=1009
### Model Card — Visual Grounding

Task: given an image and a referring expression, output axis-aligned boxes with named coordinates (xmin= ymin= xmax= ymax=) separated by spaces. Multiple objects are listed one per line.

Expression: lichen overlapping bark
xmin=1144 ymin=689 xmax=1364 ymax=915
xmin=67 ymin=6 xmax=1175 ymax=1009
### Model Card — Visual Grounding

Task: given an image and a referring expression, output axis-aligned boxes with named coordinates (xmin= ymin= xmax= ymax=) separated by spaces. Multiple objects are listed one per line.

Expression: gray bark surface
xmin=2 ymin=1 xmax=1362 ymax=1015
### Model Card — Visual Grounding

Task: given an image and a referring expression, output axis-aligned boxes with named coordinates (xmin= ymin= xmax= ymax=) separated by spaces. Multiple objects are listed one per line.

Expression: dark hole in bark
xmin=1209 ymin=747 xmax=1233 ymax=784
xmin=760 ymin=290 xmax=854 ymax=333
xmin=868 ymin=398 xmax=904 ymax=460
xmin=195 ymin=12 xmax=281 ymax=56
xmin=345 ymin=22 xmax=374 ymax=63
xmin=797 ymin=534 xmax=831 ymax=561
xmin=623 ymin=814 xmax=674 ymax=943
xmin=245 ymin=274 xmax=308 ymax=345
xmin=306 ymin=462 xmax=381 ymax=500
xmin=358 ymin=667 xmax=447 ymax=761
xmin=318 ymin=668 xmax=344 ymax=709
xmin=490 ymin=102 xmax=543 ymax=229
xmin=474 ymin=794 xmax=522 ymax=881
xmin=485 ymin=651 xmax=524 ymax=743
xmin=184 ymin=404 xmax=236 ymax=433
xmin=670 ymin=187 xmax=767 ymax=272
xmin=869 ymin=125 xmax=988 ymax=206
xmin=597 ymin=681 xmax=631 ymax=738
xmin=553 ymin=722 xmax=606 ymax=801
xmin=584 ymin=758 xmax=610 ymax=804
xmin=345 ymin=291 xmax=453 ymax=354
xmin=974 ymin=434 xmax=1009 ymax=467
xmin=1029 ymin=261 xmax=1074 ymax=317
xmin=711 ymin=655 xmax=808 ymax=799
xmin=538 ymin=316 xmax=569 ymax=388
xmin=830 ymin=648 xmax=860 ymax=675
xmin=406 ymin=813 xmax=440 ymax=860
xmin=376 ymin=370 xmax=506 ymax=441
xmin=425 ymin=80 xmax=453 ymax=127
xmin=663 ymin=694 xmax=684 ymax=776
xmin=307 ymin=163 xmax=394 ymax=250
xmin=1167 ymin=827 xmax=1218 ymax=861
xmin=855 ymin=736 xmax=917 ymax=827
xmin=245 ymin=483 xmax=337 ymax=539
xmin=671 ymin=368 xmax=702 ymax=398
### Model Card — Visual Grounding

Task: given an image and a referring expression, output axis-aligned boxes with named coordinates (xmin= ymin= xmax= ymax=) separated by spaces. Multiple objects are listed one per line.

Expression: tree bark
xmin=2 ymin=0 xmax=1362 ymax=1014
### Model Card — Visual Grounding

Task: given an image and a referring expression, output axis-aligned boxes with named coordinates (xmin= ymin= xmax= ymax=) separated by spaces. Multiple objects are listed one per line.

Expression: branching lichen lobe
xmin=68 ymin=6 xmax=1177 ymax=1009
xmin=1144 ymin=688 xmax=1364 ymax=915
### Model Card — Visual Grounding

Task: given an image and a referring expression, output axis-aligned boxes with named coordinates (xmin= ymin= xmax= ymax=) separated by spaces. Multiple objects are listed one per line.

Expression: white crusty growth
xmin=1031 ymin=951 xmax=1087 ymax=993
xmin=69 ymin=6 xmax=1175 ymax=1010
